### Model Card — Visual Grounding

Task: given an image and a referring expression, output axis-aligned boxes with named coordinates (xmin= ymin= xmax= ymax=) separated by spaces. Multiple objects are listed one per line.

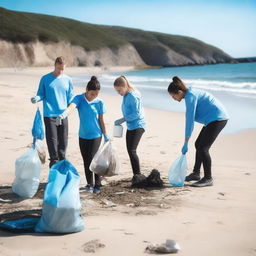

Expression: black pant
xmin=79 ymin=137 xmax=102 ymax=187
xmin=44 ymin=117 xmax=68 ymax=168
xmin=193 ymin=120 xmax=228 ymax=179
xmin=126 ymin=128 xmax=145 ymax=175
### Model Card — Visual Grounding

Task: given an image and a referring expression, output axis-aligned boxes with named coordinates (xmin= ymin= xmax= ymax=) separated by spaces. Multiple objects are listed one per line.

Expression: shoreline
xmin=1 ymin=64 xmax=255 ymax=135
xmin=0 ymin=65 xmax=148 ymax=75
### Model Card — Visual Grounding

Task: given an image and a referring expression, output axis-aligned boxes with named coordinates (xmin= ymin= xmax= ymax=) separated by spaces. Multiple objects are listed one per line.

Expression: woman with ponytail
xmin=113 ymin=76 xmax=146 ymax=181
xmin=168 ymin=76 xmax=229 ymax=187
xmin=57 ymin=76 xmax=109 ymax=193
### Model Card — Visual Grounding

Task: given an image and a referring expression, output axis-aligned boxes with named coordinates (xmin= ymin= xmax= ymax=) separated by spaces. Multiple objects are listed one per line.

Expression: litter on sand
xmin=145 ymin=239 xmax=180 ymax=254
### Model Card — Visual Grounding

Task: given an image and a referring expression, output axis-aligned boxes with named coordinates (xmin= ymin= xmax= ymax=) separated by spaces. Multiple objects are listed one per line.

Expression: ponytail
xmin=114 ymin=76 xmax=134 ymax=90
xmin=87 ymin=76 xmax=101 ymax=91
xmin=167 ymin=76 xmax=187 ymax=94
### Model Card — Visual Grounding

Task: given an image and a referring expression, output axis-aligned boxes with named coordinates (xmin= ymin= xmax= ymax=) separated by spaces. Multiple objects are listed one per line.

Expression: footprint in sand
xmin=82 ymin=239 xmax=105 ymax=253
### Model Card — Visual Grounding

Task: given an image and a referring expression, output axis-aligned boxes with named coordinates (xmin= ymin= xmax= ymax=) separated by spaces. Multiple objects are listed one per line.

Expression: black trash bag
xmin=131 ymin=174 xmax=147 ymax=188
xmin=147 ymin=169 xmax=164 ymax=187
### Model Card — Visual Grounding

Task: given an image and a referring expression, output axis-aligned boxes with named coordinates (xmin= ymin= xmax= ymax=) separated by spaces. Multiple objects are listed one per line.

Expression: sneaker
xmin=49 ymin=159 xmax=59 ymax=168
xmin=185 ymin=172 xmax=201 ymax=182
xmin=93 ymin=187 xmax=100 ymax=194
xmin=191 ymin=177 xmax=213 ymax=187
xmin=84 ymin=185 xmax=93 ymax=193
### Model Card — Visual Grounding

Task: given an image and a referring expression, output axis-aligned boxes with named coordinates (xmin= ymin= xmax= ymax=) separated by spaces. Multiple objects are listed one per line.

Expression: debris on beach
xmin=132 ymin=169 xmax=164 ymax=188
xmin=82 ymin=239 xmax=105 ymax=253
xmin=145 ymin=239 xmax=180 ymax=254
xmin=132 ymin=174 xmax=147 ymax=188
xmin=100 ymin=199 xmax=117 ymax=207
xmin=146 ymin=169 xmax=164 ymax=187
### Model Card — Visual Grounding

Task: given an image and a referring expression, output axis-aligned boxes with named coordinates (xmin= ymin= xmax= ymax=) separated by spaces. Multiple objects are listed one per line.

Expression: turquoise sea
xmin=73 ymin=62 xmax=256 ymax=134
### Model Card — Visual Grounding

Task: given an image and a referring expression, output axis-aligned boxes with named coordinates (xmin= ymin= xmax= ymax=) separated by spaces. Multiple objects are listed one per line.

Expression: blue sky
xmin=1 ymin=0 xmax=255 ymax=57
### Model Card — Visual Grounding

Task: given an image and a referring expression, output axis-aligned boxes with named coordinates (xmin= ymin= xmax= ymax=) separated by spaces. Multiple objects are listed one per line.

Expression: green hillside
xmin=0 ymin=7 xmax=233 ymax=66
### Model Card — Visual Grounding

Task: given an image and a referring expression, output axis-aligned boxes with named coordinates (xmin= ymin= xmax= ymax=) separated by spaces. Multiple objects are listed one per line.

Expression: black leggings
xmin=126 ymin=128 xmax=145 ymax=175
xmin=193 ymin=120 xmax=227 ymax=179
xmin=79 ymin=137 xmax=102 ymax=187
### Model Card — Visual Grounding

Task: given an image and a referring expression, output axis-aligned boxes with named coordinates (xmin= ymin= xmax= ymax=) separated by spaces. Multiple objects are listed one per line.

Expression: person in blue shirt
xmin=168 ymin=76 xmax=228 ymax=187
xmin=57 ymin=76 xmax=109 ymax=194
xmin=114 ymin=76 xmax=146 ymax=182
xmin=31 ymin=56 xmax=73 ymax=168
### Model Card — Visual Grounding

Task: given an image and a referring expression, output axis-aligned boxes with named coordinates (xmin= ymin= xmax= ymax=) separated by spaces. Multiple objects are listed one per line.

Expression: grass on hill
xmin=0 ymin=7 xmax=232 ymax=62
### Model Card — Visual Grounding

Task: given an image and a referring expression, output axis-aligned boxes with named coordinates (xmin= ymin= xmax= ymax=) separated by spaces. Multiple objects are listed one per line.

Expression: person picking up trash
xmin=167 ymin=76 xmax=228 ymax=187
xmin=57 ymin=76 xmax=109 ymax=194
xmin=113 ymin=76 xmax=146 ymax=186
xmin=31 ymin=56 xmax=74 ymax=168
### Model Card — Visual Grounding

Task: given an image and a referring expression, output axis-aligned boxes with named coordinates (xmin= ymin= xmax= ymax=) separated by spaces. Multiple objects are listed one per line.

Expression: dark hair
xmin=167 ymin=76 xmax=187 ymax=94
xmin=87 ymin=76 xmax=100 ymax=91
xmin=55 ymin=56 xmax=65 ymax=65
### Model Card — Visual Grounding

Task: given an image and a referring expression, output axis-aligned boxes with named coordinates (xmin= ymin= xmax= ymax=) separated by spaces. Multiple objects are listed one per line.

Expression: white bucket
xmin=113 ymin=125 xmax=123 ymax=138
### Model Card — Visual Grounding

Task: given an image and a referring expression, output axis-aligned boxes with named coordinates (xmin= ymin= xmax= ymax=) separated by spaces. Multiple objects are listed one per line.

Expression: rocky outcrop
xmin=131 ymin=40 xmax=232 ymax=67
xmin=0 ymin=39 xmax=233 ymax=68
xmin=0 ymin=40 xmax=145 ymax=68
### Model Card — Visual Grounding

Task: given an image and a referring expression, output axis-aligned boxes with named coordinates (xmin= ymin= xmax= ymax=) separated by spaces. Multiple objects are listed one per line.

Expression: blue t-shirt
xmin=72 ymin=94 xmax=106 ymax=139
xmin=185 ymin=88 xmax=229 ymax=138
xmin=122 ymin=90 xmax=146 ymax=130
xmin=36 ymin=73 xmax=73 ymax=117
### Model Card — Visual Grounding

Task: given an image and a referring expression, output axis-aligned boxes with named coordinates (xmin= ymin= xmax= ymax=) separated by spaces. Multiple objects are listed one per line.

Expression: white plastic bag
xmin=28 ymin=140 xmax=46 ymax=164
xmin=35 ymin=140 xmax=46 ymax=164
xmin=12 ymin=147 xmax=41 ymax=198
xmin=105 ymin=143 xmax=120 ymax=176
xmin=168 ymin=155 xmax=188 ymax=187
xmin=90 ymin=141 xmax=119 ymax=177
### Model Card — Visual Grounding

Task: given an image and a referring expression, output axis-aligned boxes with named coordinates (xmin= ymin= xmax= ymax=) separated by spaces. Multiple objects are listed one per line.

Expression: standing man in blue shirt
xmin=168 ymin=76 xmax=228 ymax=187
xmin=31 ymin=56 xmax=74 ymax=167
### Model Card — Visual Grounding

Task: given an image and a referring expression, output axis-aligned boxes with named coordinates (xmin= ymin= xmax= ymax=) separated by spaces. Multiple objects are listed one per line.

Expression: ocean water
xmin=72 ymin=62 xmax=256 ymax=134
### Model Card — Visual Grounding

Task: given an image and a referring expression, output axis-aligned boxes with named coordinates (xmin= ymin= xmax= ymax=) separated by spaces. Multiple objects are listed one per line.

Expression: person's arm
xmin=31 ymin=77 xmax=45 ymax=103
xmin=98 ymin=101 xmax=109 ymax=142
xmin=36 ymin=76 xmax=46 ymax=101
xmin=56 ymin=102 xmax=76 ymax=126
xmin=182 ymin=94 xmax=197 ymax=154
xmin=62 ymin=102 xmax=77 ymax=117
xmin=99 ymin=114 xmax=107 ymax=134
xmin=185 ymin=94 xmax=197 ymax=141
xmin=67 ymin=78 xmax=74 ymax=105
xmin=114 ymin=117 xmax=126 ymax=125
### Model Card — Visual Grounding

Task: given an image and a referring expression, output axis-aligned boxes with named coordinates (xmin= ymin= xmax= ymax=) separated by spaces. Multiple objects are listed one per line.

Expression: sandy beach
xmin=0 ymin=67 xmax=255 ymax=256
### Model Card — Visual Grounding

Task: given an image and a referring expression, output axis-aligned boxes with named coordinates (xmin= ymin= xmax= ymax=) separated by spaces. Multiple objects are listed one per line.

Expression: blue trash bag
xmin=0 ymin=217 xmax=40 ymax=233
xmin=32 ymin=108 xmax=44 ymax=140
xmin=168 ymin=155 xmax=188 ymax=187
xmin=35 ymin=160 xmax=85 ymax=234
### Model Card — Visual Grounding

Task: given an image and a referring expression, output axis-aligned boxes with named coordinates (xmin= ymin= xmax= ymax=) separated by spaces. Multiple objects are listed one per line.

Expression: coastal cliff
xmin=0 ymin=7 xmax=234 ymax=68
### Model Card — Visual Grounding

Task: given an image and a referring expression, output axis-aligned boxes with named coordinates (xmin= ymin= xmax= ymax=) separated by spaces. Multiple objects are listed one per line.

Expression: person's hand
xmin=55 ymin=117 xmax=62 ymax=126
xmin=181 ymin=142 xmax=188 ymax=155
xmin=31 ymin=96 xmax=39 ymax=104
xmin=55 ymin=112 xmax=67 ymax=126
xmin=59 ymin=112 xmax=67 ymax=119
xmin=114 ymin=117 xmax=125 ymax=125
xmin=103 ymin=133 xmax=110 ymax=142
